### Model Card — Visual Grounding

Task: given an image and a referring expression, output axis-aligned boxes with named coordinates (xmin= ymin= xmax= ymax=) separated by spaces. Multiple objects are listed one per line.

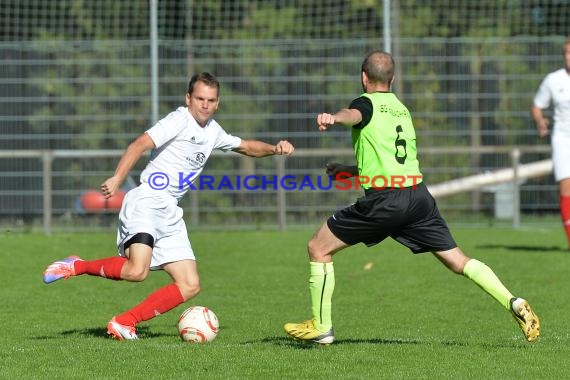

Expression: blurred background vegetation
xmin=0 ymin=0 xmax=568 ymax=228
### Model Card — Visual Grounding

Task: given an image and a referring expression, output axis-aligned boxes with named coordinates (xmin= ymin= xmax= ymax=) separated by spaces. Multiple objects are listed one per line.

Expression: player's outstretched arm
xmin=317 ymin=109 xmax=362 ymax=131
xmin=101 ymin=133 xmax=155 ymax=198
xmin=233 ymin=139 xmax=294 ymax=157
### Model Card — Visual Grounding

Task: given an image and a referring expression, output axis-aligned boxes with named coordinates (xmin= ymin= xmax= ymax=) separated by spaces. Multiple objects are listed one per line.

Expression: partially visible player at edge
xmin=42 ymin=72 xmax=294 ymax=340
xmin=531 ymin=37 xmax=570 ymax=248
xmin=284 ymin=51 xmax=540 ymax=344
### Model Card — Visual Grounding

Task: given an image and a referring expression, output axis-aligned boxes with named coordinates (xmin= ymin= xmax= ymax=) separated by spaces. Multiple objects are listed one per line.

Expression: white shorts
xmin=552 ymin=134 xmax=570 ymax=182
xmin=116 ymin=184 xmax=195 ymax=270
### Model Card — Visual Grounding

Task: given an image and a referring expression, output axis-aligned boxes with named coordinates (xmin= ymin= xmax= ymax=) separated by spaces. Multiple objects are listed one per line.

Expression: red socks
xmin=72 ymin=257 xmax=186 ymax=327
xmin=72 ymin=257 xmax=186 ymax=326
xmin=115 ymin=284 xmax=184 ymax=326
xmin=561 ymin=195 xmax=570 ymax=247
xmin=74 ymin=257 xmax=127 ymax=280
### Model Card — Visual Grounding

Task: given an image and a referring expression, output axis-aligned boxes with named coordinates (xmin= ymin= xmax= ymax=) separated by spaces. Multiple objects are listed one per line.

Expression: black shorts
xmin=327 ymin=182 xmax=457 ymax=254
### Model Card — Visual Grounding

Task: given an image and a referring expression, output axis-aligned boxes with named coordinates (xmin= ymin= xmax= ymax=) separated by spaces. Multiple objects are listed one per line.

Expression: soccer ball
xmin=178 ymin=306 xmax=219 ymax=343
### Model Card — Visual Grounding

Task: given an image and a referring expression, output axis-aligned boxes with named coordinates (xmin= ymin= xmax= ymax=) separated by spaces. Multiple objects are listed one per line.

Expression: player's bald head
xmin=361 ymin=51 xmax=395 ymax=85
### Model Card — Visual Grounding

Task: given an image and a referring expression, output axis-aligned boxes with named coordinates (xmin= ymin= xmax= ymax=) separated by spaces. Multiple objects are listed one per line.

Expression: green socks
xmin=463 ymin=259 xmax=514 ymax=310
xmin=307 ymin=259 xmax=512 ymax=332
xmin=309 ymin=261 xmax=335 ymax=331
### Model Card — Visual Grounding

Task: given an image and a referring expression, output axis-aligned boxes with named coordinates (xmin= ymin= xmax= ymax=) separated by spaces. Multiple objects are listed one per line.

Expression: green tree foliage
xmin=189 ymin=0 xmax=382 ymax=40
xmin=29 ymin=40 xmax=149 ymax=150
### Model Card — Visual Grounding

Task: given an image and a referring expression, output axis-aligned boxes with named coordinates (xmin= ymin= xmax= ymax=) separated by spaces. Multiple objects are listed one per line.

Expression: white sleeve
xmin=533 ymin=75 xmax=553 ymax=109
xmin=214 ymin=127 xmax=242 ymax=152
xmin=146 ymin=111 xmax=186 ymax=148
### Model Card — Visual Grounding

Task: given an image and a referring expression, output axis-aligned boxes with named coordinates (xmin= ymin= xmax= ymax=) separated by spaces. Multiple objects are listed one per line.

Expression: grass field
xmin=2 ymin=227 xmax=570 ymax=379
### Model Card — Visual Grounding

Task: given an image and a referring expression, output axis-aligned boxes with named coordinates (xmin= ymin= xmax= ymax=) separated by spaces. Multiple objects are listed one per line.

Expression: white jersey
xmin=140 ymin=106 xmax=242 ymax=199
xmin=533 ymin=68 xmax=570 ymax=137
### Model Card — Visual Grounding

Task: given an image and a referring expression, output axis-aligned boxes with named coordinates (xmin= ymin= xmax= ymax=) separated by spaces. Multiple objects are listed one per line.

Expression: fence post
xmin=276 ymin=155 xmax=286 ymax=231
xmin=511 ymin=148 xmax=521 ymax=228
xmin=42 ymin=150 xmax=53 ymax=234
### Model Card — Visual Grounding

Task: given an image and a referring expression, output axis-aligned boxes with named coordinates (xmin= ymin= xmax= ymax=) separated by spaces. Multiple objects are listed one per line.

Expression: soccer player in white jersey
xmin=531 ymin=38 xmax=570 ymax=248
xmin=42 ymin=72 xmax=294 ymax=340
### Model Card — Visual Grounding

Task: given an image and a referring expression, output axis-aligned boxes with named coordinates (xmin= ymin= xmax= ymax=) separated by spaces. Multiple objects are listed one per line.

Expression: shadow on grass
xmin=243 ymin=336 xmax=421 ymax=349
xmin=247 ymin=336 xmax=531 ymax=350
xmin=440 ymin=340 xmax=533 ymax=349
xmin=36 ymin=325 xmax=169 ymax=340
xmin=476 ymin=244 xmax=567 ymax=252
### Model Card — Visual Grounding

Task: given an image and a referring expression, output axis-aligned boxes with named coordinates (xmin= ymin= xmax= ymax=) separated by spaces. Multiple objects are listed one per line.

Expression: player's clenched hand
xmin=273 ymin=140 xmax=294 ymax=156
xmin=317 ymin=113 xmax=335 ymax=131
xmin=101 ymin=176 xmax=121 ymax=199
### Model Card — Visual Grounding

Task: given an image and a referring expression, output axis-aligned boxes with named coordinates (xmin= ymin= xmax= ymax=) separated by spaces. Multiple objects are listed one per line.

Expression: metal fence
xmin=0 ymin=145 xmax=555 ymax=233
xmin=0 ymin=33 xmax=566 ymax=231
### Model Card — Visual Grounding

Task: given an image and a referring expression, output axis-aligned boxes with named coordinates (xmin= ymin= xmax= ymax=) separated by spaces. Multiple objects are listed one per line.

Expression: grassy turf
xmin=2 ymin=227 xmax=569 ymax=379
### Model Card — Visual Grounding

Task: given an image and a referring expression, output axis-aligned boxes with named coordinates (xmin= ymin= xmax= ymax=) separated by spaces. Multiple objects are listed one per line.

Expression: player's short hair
xmin=361 ymin=51 xmax=395 ymax=85
xmin=188 ymin=72 xmax=220 ymax=96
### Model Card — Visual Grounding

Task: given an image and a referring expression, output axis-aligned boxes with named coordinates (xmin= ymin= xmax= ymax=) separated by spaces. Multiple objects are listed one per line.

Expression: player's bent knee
xmin=307 ymin=239 xmax=323 ymax=258
xmin=307 ymin=242 xmax=333 ymax=262
xmin=177 ymin=282 xmax=201 ymax=301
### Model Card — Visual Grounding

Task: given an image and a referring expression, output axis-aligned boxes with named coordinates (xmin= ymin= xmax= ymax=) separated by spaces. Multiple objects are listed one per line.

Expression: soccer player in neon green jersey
xmin=284 ymin=51 xmax=540 ymax=344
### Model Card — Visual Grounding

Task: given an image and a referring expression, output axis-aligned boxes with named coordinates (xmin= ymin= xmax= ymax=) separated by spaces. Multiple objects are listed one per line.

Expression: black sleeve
xmin=348 ymin=96 xmax=373 ymax=129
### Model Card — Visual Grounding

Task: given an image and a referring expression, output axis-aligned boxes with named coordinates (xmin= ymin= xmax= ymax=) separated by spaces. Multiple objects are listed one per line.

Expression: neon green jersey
xmin=351 ymin=92 xmax=422 ymax=189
